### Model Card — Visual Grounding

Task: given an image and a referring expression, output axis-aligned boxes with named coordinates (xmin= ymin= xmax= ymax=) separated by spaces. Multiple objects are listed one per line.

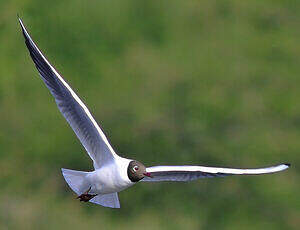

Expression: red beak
xmin=143 ymin=172 xmax=153 ymax=178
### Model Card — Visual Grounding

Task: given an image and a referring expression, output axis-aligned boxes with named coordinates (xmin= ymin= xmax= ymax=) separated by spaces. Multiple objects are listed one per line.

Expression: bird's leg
xmin=76 ymin=187 xmax=97 ymax=202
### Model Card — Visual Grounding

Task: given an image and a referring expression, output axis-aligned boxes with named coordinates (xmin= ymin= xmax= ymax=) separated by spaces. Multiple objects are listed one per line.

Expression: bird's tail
xmin=61 ymin=168 xmax=90 ymax=195
xmin=62 ymin=168 xmax=121 ymax=208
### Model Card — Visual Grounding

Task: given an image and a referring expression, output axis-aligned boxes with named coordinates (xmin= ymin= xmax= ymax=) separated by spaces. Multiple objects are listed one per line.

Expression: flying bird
xmin=19 ymin=18 xmax=290 ymax=208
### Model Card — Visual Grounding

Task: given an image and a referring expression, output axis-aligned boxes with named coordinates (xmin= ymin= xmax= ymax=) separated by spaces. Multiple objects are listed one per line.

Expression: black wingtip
xmin=17 ymin=15 xmax=22 ymax=24
xmin=284 ymin=163 xmax=291 ymax=167
xmin=17 ymin=17 xmax=28 ymax=41
xmin=18 ymin=17 xmax=24 ymax=30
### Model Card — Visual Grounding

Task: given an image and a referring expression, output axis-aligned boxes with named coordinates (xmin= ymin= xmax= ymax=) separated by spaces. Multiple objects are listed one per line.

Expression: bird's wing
xmin=19 ymin=18 xmax=118 ymax=169
xmin=142 ymin=163 xmax=290 ymax=182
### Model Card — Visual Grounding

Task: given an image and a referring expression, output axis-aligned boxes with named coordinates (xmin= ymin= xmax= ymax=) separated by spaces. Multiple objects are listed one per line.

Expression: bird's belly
xmin=88 ymin=168 xmax=132 ymax=194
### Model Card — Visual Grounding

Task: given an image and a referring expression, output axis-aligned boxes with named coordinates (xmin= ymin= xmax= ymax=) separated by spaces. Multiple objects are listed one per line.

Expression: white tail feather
xmin=90 ymin=193 xmax=120 ymax=208
xmin=61 ymin=168 xmax=90 ymax=195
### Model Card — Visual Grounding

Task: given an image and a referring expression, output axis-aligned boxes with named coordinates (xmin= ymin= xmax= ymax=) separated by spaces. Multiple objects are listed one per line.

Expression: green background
xmin=0 ymin=0 xmax=299 ymax=229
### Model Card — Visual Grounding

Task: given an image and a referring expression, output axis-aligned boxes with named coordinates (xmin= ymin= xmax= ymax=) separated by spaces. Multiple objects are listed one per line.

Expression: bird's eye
xmin=133 ymin=166 xmax=139 ymax=172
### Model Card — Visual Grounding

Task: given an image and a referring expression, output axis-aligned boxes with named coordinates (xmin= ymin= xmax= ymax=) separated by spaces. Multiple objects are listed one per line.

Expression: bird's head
xmin=127 ymin=160 xmax=152 ymax=182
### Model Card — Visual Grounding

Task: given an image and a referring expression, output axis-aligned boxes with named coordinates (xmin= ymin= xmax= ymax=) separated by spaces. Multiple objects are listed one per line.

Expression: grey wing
xmin=142 ymin=164 xmax=290 ymax=182
xmin=19 ymin=18 xmax=118 ymax=169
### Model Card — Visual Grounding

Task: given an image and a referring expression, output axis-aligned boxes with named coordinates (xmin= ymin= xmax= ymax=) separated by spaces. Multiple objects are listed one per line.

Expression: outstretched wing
xmin=19 ymin=18 xmax=118 ymax=169
xmin=142 ymin=163 xmax=290 ymax=182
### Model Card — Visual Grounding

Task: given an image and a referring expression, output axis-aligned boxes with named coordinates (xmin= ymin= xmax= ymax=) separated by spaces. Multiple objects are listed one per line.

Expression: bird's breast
xmin=88 ymin=163 xmax=133 ymax=194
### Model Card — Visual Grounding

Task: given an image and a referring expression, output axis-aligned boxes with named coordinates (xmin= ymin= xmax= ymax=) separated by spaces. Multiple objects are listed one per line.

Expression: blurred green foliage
xmin=0 ymin=0 xmax=299 ymax=229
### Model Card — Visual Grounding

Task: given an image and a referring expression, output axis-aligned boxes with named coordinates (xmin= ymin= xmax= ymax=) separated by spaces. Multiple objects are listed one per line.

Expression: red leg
xmin=76 ymin=187 xmax=97 ymax=202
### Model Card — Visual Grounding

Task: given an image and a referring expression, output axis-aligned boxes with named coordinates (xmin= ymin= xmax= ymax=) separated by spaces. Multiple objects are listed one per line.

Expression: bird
xmin=18 ymin=18 xmax=290 ymax=209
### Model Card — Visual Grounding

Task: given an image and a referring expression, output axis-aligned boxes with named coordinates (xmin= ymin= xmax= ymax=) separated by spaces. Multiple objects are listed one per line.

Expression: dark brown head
xmin=127 ymin=160 xmax=152 ymax=182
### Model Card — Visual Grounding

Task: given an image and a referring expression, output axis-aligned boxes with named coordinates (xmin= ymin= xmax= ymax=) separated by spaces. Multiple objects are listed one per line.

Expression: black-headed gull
xmin=19 ymin=18 xmax=290 ymax=209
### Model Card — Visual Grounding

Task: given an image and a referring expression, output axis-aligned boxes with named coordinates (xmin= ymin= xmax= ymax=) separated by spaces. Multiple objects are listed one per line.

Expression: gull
xmin=19 ymin=18 xmax=290 ymax=209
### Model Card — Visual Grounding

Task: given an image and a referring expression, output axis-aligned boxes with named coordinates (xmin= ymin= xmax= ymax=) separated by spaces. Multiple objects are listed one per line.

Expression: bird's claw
xmin=76 ymin=187 xmax=97 ymax=202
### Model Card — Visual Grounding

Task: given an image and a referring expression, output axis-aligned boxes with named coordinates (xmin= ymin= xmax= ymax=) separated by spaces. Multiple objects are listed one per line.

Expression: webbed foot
xmin=76 ymin=187 xmax=97 ymax=202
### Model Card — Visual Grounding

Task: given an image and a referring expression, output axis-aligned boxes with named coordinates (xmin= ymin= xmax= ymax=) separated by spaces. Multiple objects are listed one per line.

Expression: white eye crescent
xmin=133 ymin=166 xmax=139 ymax=172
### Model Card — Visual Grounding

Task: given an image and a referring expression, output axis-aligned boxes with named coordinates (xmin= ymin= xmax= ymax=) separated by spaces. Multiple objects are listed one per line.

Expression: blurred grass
xmin=0 ymin=0 xmax=299 ymax=229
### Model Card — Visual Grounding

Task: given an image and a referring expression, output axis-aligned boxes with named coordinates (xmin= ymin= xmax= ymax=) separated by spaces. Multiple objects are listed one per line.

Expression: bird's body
xmin=86 ymin=157 xmax=133 ymax=194
xmin=19 ymin=18 xmax=290 ymax=209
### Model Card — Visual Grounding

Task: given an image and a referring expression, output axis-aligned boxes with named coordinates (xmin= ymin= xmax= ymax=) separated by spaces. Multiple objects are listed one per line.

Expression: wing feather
xmin=19 ymin=18 xmax=118 ymax=168
xmin=142 ymin=164 xmax=290 ymax=182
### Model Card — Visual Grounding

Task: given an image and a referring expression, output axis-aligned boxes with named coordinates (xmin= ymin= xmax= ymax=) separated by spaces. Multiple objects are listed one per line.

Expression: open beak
xmin=143 ymin=172 xmax=153 ymax=178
